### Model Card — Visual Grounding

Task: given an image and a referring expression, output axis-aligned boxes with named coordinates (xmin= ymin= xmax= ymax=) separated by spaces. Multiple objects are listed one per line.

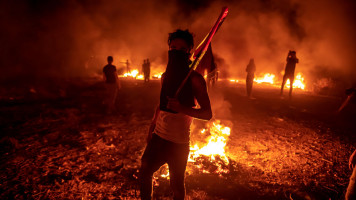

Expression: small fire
xmin=136 ymin=75 xmax=144 ymax=80
xmin=155 ymin=120 xmax=231 ymax=179
xmin=286 ymin=73 xmax=306 ymax=90
xmin=122 ymin=69 xmax=139 ymax=78
xmin=152 ymin=72 xmax=163 ymax=79
xmin=254 ymin=73 xmax=275 ymax=84
xmin=189 ymin=120 xmax=231 ymax=165
xmin=229 ymin=79 xmax=239 ymax=83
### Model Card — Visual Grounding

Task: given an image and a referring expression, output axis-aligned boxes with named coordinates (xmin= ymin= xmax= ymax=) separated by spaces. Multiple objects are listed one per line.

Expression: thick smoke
xmin=1 ymin=0 xmax=355 ymax=88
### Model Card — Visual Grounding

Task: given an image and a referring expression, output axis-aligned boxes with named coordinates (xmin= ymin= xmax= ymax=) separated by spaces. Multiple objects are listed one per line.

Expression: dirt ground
xmin=1 ymin=77 xmax=356 ymax=200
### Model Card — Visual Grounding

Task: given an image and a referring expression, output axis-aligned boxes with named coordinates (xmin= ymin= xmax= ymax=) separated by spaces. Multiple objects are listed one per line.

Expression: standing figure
xmin=143 ymin=59 xmax=151 ymax=82
xmin=245 ymin=58 xmax=256 ymax=98
xmin=102 ymin=56 xmax=121 ymax=114
xmin=142 ymin=59 xmax=147 ymax=80
xmin=280 ymin=50 xmax=299 ymax=98
xmin=125 ymin=59 xmax=131 ymax=74
xmin=139 ymin=29 xmax=212 ymax=200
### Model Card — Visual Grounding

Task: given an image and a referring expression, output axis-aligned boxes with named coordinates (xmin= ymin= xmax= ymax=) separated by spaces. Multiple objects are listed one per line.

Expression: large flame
xmin=229 ymin=79 xmax=239 ymax=83
xmin=286 ymin=73 xmax=306 ymax=90
xmin=152 ymin=72 xmax=163 ymax=79
xmin=253 ymin=72 xmax=306 ymax=90
xmin=254 ymin=73 xmax=275 ymax=84
xmin=189 ymin=120 xmax=231 ymax=164
xmin=155 ymin=120 xmax=231 ymax=179
xmin=120 ymin=69 xmax=140 ymax=78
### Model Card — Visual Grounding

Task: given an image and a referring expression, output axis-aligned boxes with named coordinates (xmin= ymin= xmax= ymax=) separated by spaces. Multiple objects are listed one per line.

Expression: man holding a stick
xmin=139 ymin=29 xmax=212 ymax=200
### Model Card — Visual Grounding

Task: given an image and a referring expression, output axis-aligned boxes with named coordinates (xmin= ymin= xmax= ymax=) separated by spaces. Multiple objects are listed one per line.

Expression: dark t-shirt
xmin=285 ymin=57 xmax=299 ymax=75
xmin=103 ymin=64 xmax=117 ymax=84
xmin=246 ymin=63 xmax=256 ymax=76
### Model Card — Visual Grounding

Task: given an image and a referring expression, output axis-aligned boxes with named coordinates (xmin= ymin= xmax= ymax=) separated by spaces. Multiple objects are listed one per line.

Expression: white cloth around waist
xmin=154 ymin=110 xmax=193 ymax=144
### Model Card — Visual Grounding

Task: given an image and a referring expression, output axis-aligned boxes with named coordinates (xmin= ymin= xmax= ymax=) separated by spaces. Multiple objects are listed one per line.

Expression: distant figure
xmin=142 ymin=59 xmax=147 ymax=78
xmin=143 ymin=59 xmax=151 ymax=82
xmin=125 ymin=59 xmax=131 ymax=74
xmin=280 ymin=50 xmax=299 ymax=98
xmin=246 ymin=58 xmax=256 ymax=98
xmin=103 ymin=56 xmax=121 ymax=114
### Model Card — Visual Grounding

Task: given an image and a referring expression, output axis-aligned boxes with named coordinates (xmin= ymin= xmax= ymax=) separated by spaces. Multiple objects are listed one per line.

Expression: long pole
xmin=174 ymin=7 xmax=228 ymax=98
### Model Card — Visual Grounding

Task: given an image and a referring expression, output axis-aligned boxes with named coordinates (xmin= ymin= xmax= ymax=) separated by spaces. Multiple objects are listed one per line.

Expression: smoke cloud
xmin=1 ymin=0 xmax=355 ymax=87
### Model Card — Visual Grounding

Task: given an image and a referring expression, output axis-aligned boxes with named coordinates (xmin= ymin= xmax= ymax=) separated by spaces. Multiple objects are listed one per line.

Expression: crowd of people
xmin=101 ymin=29 xmax=355 ymax=200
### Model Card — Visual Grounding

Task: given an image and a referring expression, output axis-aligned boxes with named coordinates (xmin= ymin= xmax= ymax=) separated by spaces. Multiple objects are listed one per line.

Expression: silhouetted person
xmin=347 ymin=149 xmax=356 ymax=199
xmin=143 ymin=59 xmax=151 ymax=82
xmin=344 ymin=87 xmax=356 ymax=200
xmin=142 ymin=59 xmax=146 ymax=78
xmin=280 ymin=50 xmax=299 ymax=98
xmin=140 ymin=29 xmax=212 ymax=200
xmin=246 ymin=58 xmax=256 ymax=98
xmin=103 ymin=56 xmax=121 ymax=114
xmin=125 ymin=59 xmax=130 ymax=74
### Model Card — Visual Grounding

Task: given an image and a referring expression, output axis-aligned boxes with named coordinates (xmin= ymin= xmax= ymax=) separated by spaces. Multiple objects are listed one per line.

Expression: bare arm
xmin=146 ymin=106 xmax=160 ymax=143
xmin=167 ymin=73 xmax=212 ymax=120
xmin=349 ymin=150 xmax=356 ymax=170
xmin=146 ymin=76 xmax=163 ymax=142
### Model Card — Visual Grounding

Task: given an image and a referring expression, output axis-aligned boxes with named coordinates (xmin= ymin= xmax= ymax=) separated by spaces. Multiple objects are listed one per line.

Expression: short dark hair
xmin=168 ymin=29 xmax=194 ymax=50
xmin=107 ymin=56 xmax=113 ymax=62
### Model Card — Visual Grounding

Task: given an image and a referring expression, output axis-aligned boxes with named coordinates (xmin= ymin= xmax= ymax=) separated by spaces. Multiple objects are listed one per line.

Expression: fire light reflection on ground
xmin=1 ymin=79 xmax=354 ymax=199
xmin=153 ymin=115 xmax=350 ymax=199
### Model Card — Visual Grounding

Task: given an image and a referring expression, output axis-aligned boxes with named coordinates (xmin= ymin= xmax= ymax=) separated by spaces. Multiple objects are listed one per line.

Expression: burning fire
xmin=189 ymin=120 xmax=231 ymax=164
xmin=253 ymin=72 xmax=306 ymax=90
xmin=286 ymin=73 xmax=306 ymax=90
xmin=229 ymin=79 xmax=239 ymax=83
xmin=155 ymin=120 xmax=231 ymax=179
xmin=254 ymin=73 xmax=275 ymax=84
xmin=152 ymin=72 xmax=163 ymax=79
xmin=120 ymin=69 xmax=140 ymax=78
xmin=136 ymin=75 xmax=144 ymax=80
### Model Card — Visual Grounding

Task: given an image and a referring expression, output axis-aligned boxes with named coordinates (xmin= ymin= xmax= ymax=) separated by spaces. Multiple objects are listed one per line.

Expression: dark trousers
xmin=246 ymin=75 xmax=254 ymax=97
xmin=140 ymin=134 xmax=190 ymax=200
xmin=280 ymin=73 xmax=294 ymax=96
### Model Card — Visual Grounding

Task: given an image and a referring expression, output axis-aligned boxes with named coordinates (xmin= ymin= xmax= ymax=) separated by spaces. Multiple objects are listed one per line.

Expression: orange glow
xmin=251 ymin=72 xmax=306 ymax=90
xmin=254 ymin=73 xmax=275 ymax=84
xmin=152 ymin=72 xmax=163 ymax=79
xmin=157 ymin=120 xmax=231 ymax=178
xmin=189 ymin=120 xmax=231 ymax=165
xmin=229 ymin=79 xmax=239 ymax=83
xmin=120 ymin=69 xmax=140 ymax=78
xmin=136 ymin=75 xmax=144 ymax=80
xmin=286 ymin=73 xmax=306 ymax=90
